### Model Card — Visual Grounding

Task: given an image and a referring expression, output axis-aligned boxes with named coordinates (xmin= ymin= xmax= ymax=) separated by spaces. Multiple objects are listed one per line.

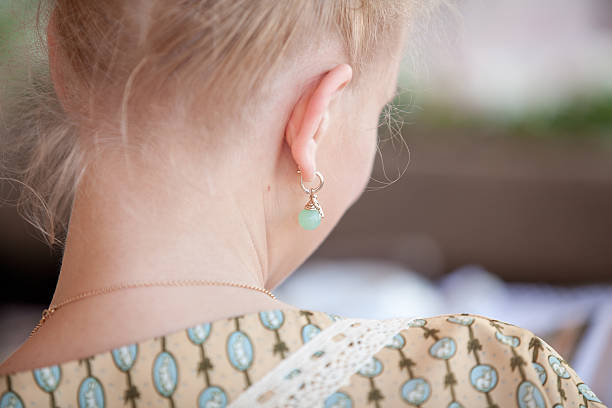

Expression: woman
xmin=0 ymin=0 xmax=605 ymax=407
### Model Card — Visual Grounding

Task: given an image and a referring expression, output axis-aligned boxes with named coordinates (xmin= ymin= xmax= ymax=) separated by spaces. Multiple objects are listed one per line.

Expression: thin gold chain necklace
xmin=29 ymin=279 xmax=277 ymax=337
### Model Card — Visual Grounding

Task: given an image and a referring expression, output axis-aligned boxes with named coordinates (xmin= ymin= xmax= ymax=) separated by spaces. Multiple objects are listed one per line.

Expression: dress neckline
xmin=0 ymin=308 xmax=338 ymax=377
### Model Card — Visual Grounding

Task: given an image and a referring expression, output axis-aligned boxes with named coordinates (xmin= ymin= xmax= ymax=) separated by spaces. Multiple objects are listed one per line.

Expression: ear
xmin=285 ymin=64 xmax=352 ymax=182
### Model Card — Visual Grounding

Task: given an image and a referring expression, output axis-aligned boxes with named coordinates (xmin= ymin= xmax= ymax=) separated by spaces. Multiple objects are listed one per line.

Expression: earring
xmin=297 ymin=168 xmax=325 ymax=230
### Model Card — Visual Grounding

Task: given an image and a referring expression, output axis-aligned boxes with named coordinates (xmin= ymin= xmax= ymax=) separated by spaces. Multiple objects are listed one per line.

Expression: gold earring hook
xmin=297 ymin=169 xmax=324 ymax=194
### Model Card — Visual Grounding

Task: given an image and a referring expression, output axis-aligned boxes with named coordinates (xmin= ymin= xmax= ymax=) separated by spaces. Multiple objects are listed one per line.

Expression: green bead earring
xmin=297 ymin=169 xmax=325 ymax=230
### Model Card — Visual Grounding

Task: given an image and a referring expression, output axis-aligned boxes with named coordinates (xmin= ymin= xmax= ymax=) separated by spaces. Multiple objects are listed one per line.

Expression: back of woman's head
xmin=54 ymin=0 xmax=407 ymax=105
xmin=1 ymin=0 xmax=428 ymax=247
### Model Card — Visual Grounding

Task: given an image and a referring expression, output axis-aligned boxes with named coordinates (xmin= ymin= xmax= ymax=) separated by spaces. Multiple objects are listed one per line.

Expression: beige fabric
xmin=0 ymin=309 xmax=606 ymax=407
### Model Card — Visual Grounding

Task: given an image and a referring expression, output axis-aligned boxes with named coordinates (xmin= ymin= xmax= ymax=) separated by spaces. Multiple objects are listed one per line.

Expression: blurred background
xmin=1 ymin=0 xmax=611 ymax=403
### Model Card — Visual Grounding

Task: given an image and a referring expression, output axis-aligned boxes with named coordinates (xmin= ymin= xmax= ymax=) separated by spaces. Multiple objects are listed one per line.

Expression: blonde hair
xmin=1 ymin=0 xmax=422 ymax=248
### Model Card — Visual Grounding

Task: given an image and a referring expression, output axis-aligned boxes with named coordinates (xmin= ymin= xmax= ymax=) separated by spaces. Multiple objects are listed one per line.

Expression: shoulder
xmin=337 ymin=313 xmax=607 ymax=407
xmin=399 ymin=312 xmax=532 ymax=338
xmin=391 ymin=312 xmax=537 ymax=352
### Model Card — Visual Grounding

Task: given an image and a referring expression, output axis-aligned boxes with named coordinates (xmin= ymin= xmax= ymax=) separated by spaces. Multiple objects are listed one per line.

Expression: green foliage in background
xmin=509 ymin=93 xmax=612 ymax=138
xmin=0 ymin=3 xmax=20 ymax=59
xmin=402 ymin=92 xmax=612 ymax=141
xmin=1 ymin=0 xmax=40 ymax=60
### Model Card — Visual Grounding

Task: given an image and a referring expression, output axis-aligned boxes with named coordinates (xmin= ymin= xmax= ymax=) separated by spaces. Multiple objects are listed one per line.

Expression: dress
xmin=0 ymin=309 xmax=606 ymax=407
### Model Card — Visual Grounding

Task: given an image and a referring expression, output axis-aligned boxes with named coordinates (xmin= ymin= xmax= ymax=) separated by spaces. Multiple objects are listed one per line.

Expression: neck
xmin=0 ymin=134 xmax=305 ymax=374
xmin=53 ymin=140 xmax=275 ymax=306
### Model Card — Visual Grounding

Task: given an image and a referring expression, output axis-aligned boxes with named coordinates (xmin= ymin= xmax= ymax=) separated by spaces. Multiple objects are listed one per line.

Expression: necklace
xmin=30 ymin=279 xmax=277 ymax=337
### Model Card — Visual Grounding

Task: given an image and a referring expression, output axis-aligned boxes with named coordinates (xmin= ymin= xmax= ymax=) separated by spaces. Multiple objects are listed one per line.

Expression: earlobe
xmin=285 ymin=64 xmax=352 ymax=182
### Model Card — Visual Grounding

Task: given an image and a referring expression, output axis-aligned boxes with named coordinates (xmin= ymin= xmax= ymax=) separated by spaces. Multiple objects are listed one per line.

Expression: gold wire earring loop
xmin=297 ymin=169 xmax=324 ymax=194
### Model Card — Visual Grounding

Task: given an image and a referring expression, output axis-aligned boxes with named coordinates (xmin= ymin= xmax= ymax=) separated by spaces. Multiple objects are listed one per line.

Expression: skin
xmin=0 ymin=19 xmax=405 ymax=374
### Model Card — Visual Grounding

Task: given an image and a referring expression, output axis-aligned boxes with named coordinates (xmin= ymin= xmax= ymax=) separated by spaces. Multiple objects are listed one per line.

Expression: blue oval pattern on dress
xmin=324 ymin=391 xmax=353 ymax=408
xmin=548 ymin=355 xmax=570 ymax=379
xmin=0 ymin=391 xmax=24 ymax=408
xmin=446 ymin=316 xmax=474 ymax=326
xmin=326 ymin=313 xmax=343 ymax=322
xmin=227 ymin=331 xmax=254 ymax=371
xmin=357 ymin=357 xmax=383 ymax=378
xmin=259 ymin=310 xmax=285 ymax=330
xmin=448 ymin=402 xmax=464 ymax=408
xmin=429 ymin=337 xmax=456 ymax=360
xmin=406 ymin=319 xmax=426 ymax=328
xmin=552 ymin=405 xmax=563 ymax=408
xmin=78 ymin=377 xmax=105 ymax=408
xmin=188 ymin=323 xmax=212 ymax=345
xmin=198 ymin=386 xmax=227 ymax=408
xmin=301 ymin=324 xmax=321 ymax=343
xmin=495 ymin=331 xmax=520 ymax=348
xmin=284 ymin=368 xmax=301 ymax=380
xmin=532 ymin=362 xmax=547 ymax=385
xmin=153 ymin=352 xmax=178 ymax=397
xmin=33 ymin=365 xmax=61 ymax=392
xmin=401 ymin=378 xmax=431 ymax=405
xmin=112 ymin=344 xmax=138 ymax=372
xmin=385 ymin=333 xmax=406 ymax=350
xmin=470 ymin=364 xmax=498 ymax=393
xmin=517 ymin=381 xmax=546 ymax=408
xmin=577 ymin=383 xmax=602 ymax=403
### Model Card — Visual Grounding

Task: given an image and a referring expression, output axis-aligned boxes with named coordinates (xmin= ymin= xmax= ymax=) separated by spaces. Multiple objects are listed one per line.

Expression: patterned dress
xmin=0 ymin=309 xmax=606 ymax=407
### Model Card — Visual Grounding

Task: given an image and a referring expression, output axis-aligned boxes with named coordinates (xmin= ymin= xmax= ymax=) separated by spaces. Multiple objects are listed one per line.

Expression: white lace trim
xmin=228 ymin=316 xmax=419 ymax=408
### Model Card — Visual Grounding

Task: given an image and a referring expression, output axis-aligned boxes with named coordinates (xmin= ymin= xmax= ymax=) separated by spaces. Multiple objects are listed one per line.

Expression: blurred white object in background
xmin=275 ymin=259 xmax=446 ymax=319
xmin=409 ymin=0 xmax=612 ymax=114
